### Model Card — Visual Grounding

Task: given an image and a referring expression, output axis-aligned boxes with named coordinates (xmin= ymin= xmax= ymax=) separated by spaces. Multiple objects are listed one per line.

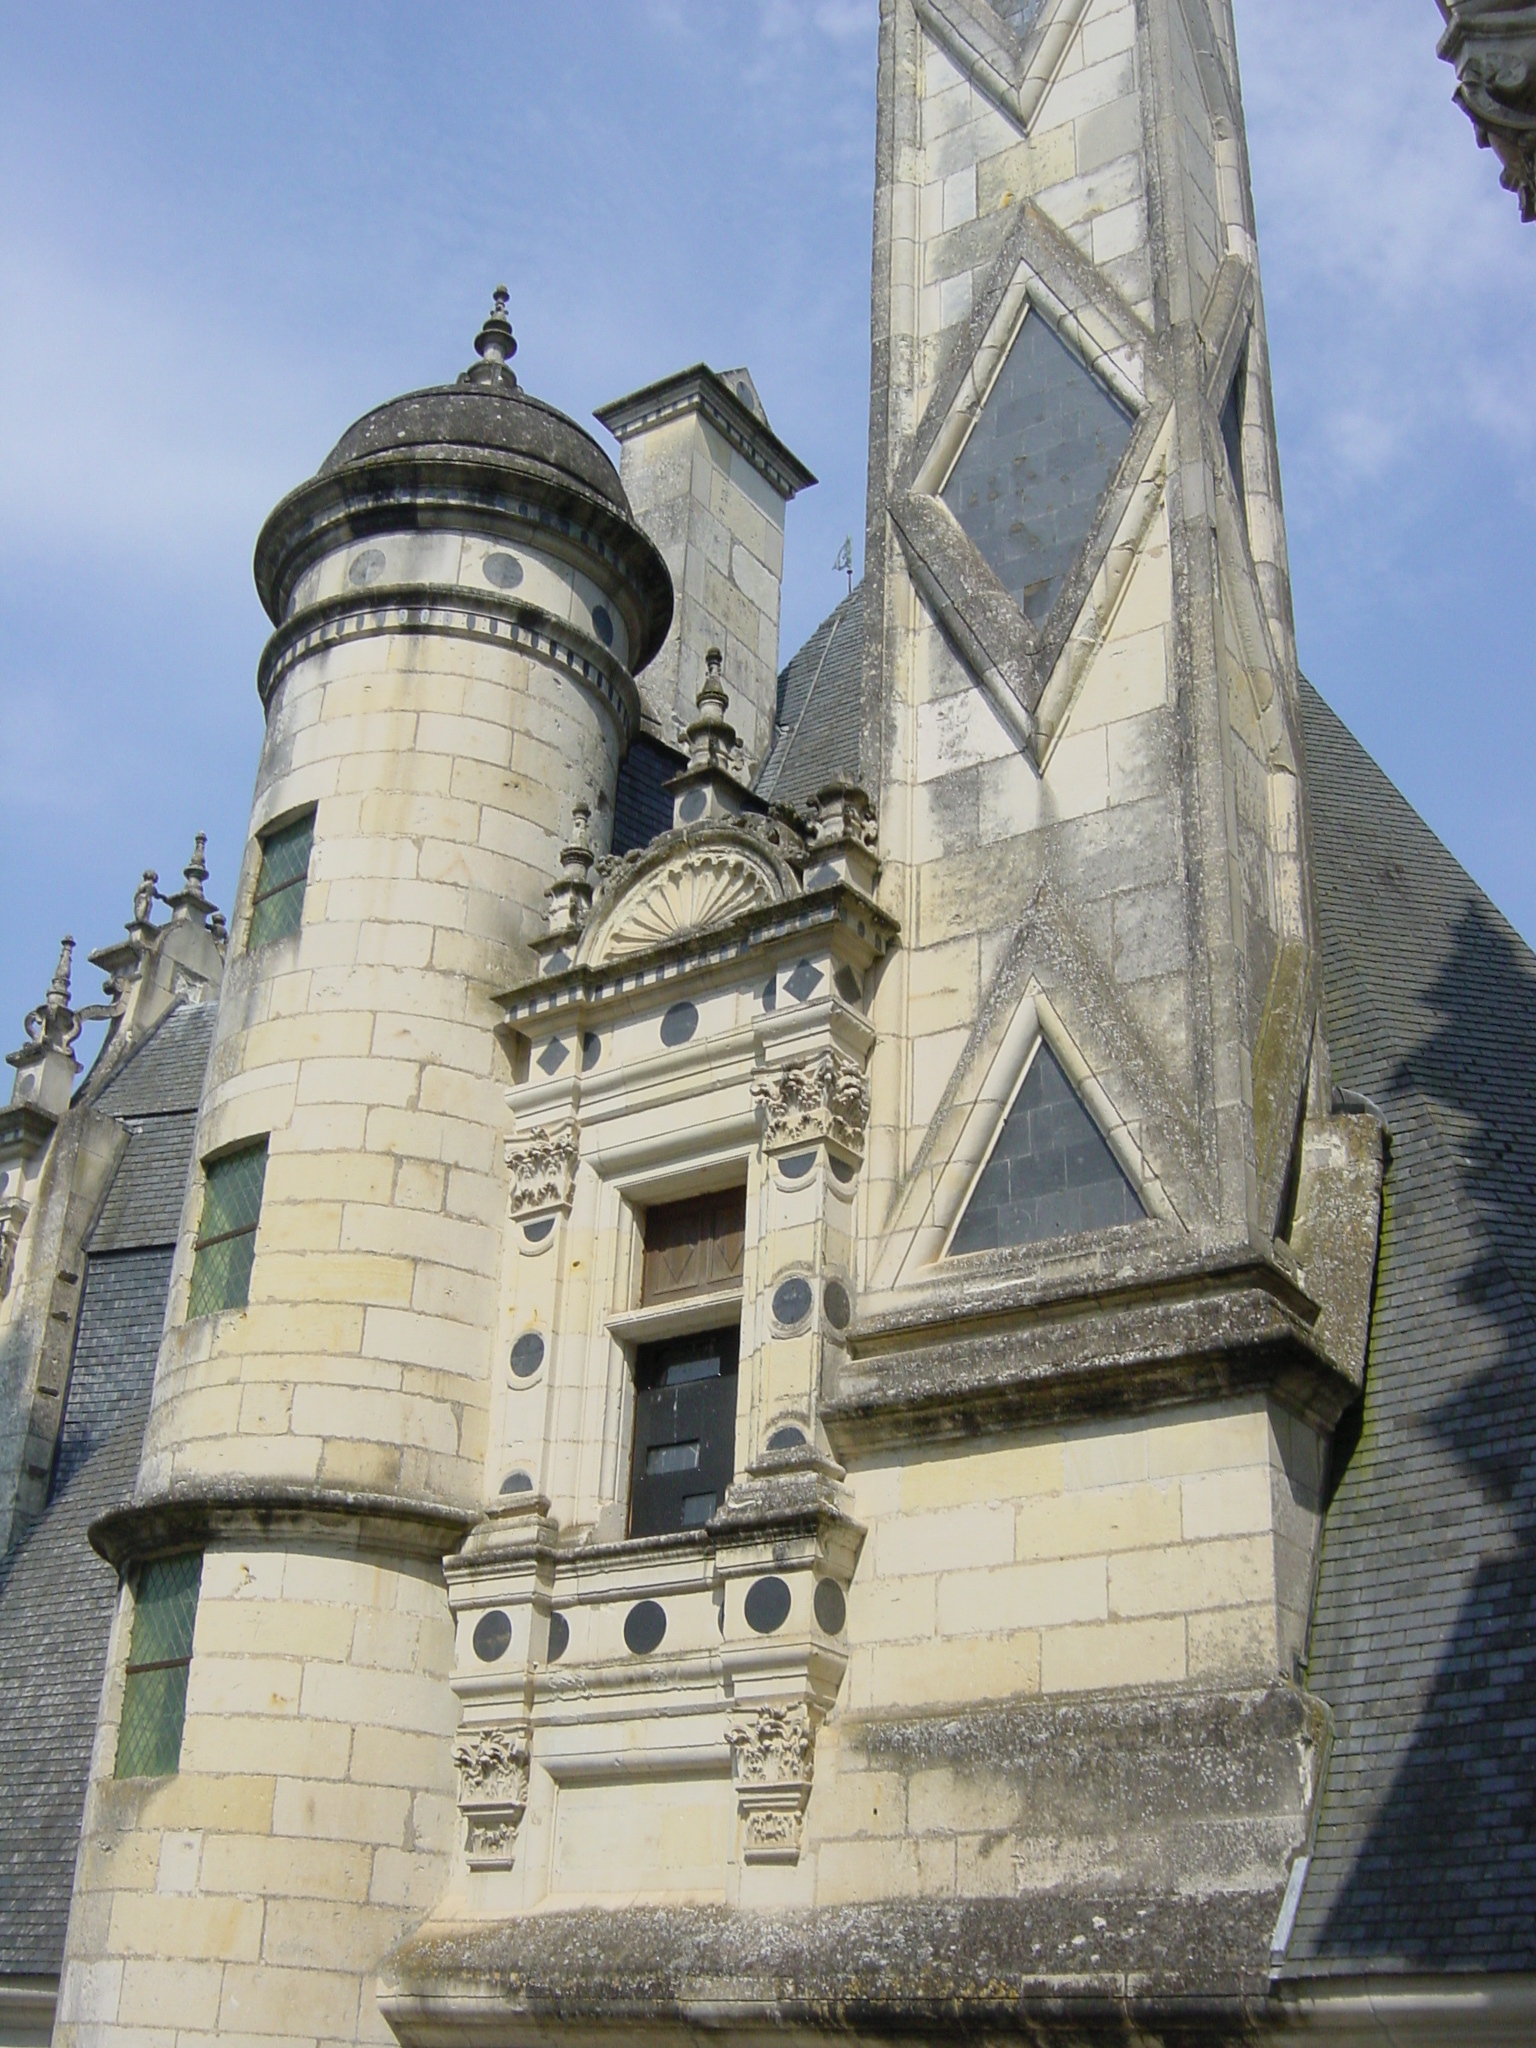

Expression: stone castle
xmin=2 ymin=3 xmax=1533 ymax=2043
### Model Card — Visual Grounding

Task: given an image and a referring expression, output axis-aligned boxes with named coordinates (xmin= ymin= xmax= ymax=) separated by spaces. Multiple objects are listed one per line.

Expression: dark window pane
xmin=942 ymin=312 xmax=1133 ymax=628
xmin=950 ymin=1043 xmax=1145 ymax=1255
xmin=115 ymin=1553 xmax=201 ymax=1779
xmin=629 ymin=1326 xmax=739 ymax=1538
xmin=249 ymin=811 xmax=315 ymax=949
xmin=188 ymin=1141 xmax=267 ymax=1317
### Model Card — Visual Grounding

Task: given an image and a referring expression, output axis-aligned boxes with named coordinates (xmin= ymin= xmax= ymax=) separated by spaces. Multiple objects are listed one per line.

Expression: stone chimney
xmin=597 ymin=364 xmax=815 ymax=777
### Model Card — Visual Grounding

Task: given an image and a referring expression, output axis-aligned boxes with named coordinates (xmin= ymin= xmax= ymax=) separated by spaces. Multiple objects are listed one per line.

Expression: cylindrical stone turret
xmin=54 ymin=295 xmax=671 ymax=2047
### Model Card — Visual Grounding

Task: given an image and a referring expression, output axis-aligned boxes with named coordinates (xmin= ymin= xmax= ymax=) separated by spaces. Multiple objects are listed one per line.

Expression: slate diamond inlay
xmin=784 ymin=959 xmax=824 ymax=1003
xmin=943 ymin=312 xmax=1133 ymax=627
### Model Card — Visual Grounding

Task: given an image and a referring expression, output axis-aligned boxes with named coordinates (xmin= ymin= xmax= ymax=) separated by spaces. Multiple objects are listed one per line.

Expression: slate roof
xmin=772 ymin=594 xmax=1536 ymax=1975
xmin=1285 ymin=682 xmax=1536 ymax=1976
xmin=756 ymin=583 xmax=865 ymax=809
xmin=0 ymin=998 xmax=215 ymax=1979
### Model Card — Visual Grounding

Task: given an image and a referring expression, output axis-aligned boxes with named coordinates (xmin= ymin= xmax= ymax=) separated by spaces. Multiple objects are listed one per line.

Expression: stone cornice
xmin=596 ymin=365 xmax=817 ymax=503
xmin=826 ymin=1253 xmax=1356 ymax=1453
xmin=89 ymin=1481 xmax=476 ymax=1570
xmin=256 ymin=583 xmax=642 ymax=745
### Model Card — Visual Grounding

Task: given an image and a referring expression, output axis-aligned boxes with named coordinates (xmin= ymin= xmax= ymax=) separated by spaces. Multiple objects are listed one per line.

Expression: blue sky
xmin=2 ymin=1 xmax=1532 ymax=1055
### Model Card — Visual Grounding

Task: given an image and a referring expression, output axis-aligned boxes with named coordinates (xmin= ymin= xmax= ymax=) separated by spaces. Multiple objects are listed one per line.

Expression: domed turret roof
xmin=317 ymin=288 xmax=629 ymax=514
xmin=253 ymin=289 xmax=674 ymax=670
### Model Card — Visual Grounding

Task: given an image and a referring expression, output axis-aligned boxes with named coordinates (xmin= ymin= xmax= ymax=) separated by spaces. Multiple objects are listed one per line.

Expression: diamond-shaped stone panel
xmin=950 ymin=1041 xmax=1145 ymax=1255
xmin=943 ymin=312 xmax=1133 ymax=627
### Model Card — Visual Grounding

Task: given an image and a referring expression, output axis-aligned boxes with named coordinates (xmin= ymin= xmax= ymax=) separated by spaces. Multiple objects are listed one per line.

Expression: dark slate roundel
xmin=500 ymin=1470 xmax=534 ymax=1495
xmin=823 ymin=1279 xmax=852 ymax=1331
xmin=473 ymin=1609 xmax=513 ymax=1662
xmin=766 ymin=1424 xmax=807 ymax=1452
xmin=829 ymin=1154 xmax=857 ymax=1185
xmin=772 ymin=1276 xmax=814 ymax=1329
xmin=660 ymin=1000 xmax=698 ymax=1047
xmin=744 ymin=1576 xmax=792 ymax=1635
xmin=814 ymin=1578 xmax=847 ymax=1637
xmin=348 ymin=546 xmax=386 ymax=587
xmin=522 ymin=1217 xmax=555 ymax=1245
xmin=591 ymin=604 xmax=615 ymax=648
xmin=624 ymin=1599 xmax=667 ymax=1655
xmin=547 ymin=1610 xmax=570 ymax=1662
xmin=483 ymin=550 xmax=524 ymax=590
xmin=678 ymin=788 xmax=708 ymax=824
xmin=581 ymin=1031 xmax=602 ymax=1072
xmin=778 ymin=1152 xmax=815 ymax=1181
xmin=510 ymin=1332 xmax=545 ymax=1380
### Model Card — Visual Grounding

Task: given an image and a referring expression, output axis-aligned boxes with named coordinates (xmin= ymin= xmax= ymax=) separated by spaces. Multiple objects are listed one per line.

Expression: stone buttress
xmin=378 ymin=6 xmax=1386 ymax=2044
xmin=52 ymin=297 xmax=671 ymax=2046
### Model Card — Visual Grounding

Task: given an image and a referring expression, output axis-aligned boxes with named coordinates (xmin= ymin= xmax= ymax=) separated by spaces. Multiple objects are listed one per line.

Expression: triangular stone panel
xmin=942 ymin=312 xmax=1134 ymax=627
xmin=949 ymin=1040 xmax=1145 ymax=1255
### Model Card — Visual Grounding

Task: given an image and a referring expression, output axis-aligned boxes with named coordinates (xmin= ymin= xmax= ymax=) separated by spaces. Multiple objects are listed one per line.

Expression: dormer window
xmin=628 ymin=1190 xmax=745 ymax=1539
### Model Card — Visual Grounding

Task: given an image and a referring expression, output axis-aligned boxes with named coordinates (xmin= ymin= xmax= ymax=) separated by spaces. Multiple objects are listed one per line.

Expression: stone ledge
xmin=88 ymin=1479 xmax=476 ymax=1570
xmin=379 ymin=1891 xmax=1283 ymax=2046
xmin=827 ymin=1260 xmax=1355 ymax=1453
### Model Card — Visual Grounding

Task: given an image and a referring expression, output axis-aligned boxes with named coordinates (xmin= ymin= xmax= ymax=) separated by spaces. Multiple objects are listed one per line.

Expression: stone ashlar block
xmin=218 ymin=1961 xmax=361 ymax=2040
xmin=868 ymin=1628 xmax=1041 ymax=1711
xmin=117 ymin=1958 xmax=225 ymax=2030
xmin=1015 ymin=1480 xmax=1181 ymax=1561
xmin=107 ymin=1889 xmax=263 ymax=1962
xmin=1108 ymin=1535 xmax=1273 ymax=1620
xmin=1038 ymin=1615 xmax=1186 ymax=1693
xmin=875 ymin=1501 xmax=1016 ymax=1579
xmin=271 ymin=1775 xmax=413 ymax=1849
xmin=198 ymin=1831 xmax=374 ymax=1904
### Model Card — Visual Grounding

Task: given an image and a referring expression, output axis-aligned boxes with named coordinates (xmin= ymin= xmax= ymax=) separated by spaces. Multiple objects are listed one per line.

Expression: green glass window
xmin=115 ymin=1553 xmax=201 ymax=1778
xmin=186 ymin=1140 xmax=268 ymax=1317
xmin=248 ymin=810 xmax=314 ymax=948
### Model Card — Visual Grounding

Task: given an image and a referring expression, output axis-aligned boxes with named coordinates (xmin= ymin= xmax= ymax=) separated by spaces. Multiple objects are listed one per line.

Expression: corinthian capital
xmin=750 ymin=1050 xmax=869 ymax=1159
xmin=504 ymin=1123 xmax=578 ymax=1219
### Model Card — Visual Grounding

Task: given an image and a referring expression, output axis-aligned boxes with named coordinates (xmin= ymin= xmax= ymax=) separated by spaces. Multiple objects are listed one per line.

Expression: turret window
xmin=187 ymin=1139 xmax=268 ymax=1317
xmin=248 ymin=808 xmax=315 ymax=948
xmin=114 ymin=1553 xmax=201 ymax=1779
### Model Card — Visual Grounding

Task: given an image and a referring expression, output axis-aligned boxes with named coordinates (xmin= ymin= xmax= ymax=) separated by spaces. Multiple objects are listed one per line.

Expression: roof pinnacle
xmin=469 ymin=285 xmax=518 ymax=389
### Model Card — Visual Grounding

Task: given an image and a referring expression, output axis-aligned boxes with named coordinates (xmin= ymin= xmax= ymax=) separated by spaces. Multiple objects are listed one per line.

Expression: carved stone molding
xmin=751 ymin=1050 xmax=870 ymax=1159
xmin=452 ymin=1722 xmax=532 ymax=1870
xmin=726 ymin=1703 xmax=818 ymax=1863
xmin=505 ymin=1124 xmax=577 ymax=1220
xmin=1439 ymin=2 xmax=1536 ymax=221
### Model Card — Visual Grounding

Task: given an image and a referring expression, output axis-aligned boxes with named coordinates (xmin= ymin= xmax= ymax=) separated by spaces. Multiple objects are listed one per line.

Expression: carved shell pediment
xmin=580 ymin=829 xmax=798 ymax=968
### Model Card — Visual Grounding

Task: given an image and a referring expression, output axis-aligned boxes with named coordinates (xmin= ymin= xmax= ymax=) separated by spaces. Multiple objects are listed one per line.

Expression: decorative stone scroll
xmin=505 ymin=1124 xmax=577 ymax=1220
xmin=1438 ymin=2 xmax=1536 ymax=222
xmin=752 ymin=1050 xmax=870 ymax=1159
xmin=726 ymin=1702 xmax=818 ymax=1862
xmin=452 ymin=1722 xmax=532 ymax=1870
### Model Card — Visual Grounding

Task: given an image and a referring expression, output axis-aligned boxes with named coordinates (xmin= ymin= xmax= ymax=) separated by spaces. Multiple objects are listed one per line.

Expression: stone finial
xmin=1438 ymin=2 xmax=1536 ymax=222
xmin=7 ymin=936 xmax=84 ymax=1112
xmin=685 ymin=649 xmax=742 ymax=773
xmin=802 ymin=782 xmax=881 ymax=895
xmin=163 ymin=832 xmax=219 ymax=927
xmin=544 ymin=803 xmax=598 ymax=945
xmin=465 ymin=285 xmax=519 ymax=391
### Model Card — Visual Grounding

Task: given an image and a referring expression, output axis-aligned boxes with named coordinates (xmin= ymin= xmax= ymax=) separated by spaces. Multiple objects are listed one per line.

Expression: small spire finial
xmin=698 ymin=647 xmax=729 ymax=719
xmin=474 ymin=286 xmax=517 ymax=370
xmin=183 ymin=833 xmax=209 ymax=897
xmin=48 ymin=936 xmax=75 ymax=1008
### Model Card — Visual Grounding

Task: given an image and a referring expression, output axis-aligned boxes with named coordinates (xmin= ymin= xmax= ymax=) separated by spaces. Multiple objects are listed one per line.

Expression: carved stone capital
xmin=1439 ymin=2 xmax=1536 ymax=220
xmin=504 ymin=1124 xmax=577 ymax=1220
xmin=726 ymin=1703 xmax=819 ymax=1863
xmin=452 ymin=1722 xmax=532 ymax=1870
xmin=751 ymin=1050 xmax=869 ymax=1159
